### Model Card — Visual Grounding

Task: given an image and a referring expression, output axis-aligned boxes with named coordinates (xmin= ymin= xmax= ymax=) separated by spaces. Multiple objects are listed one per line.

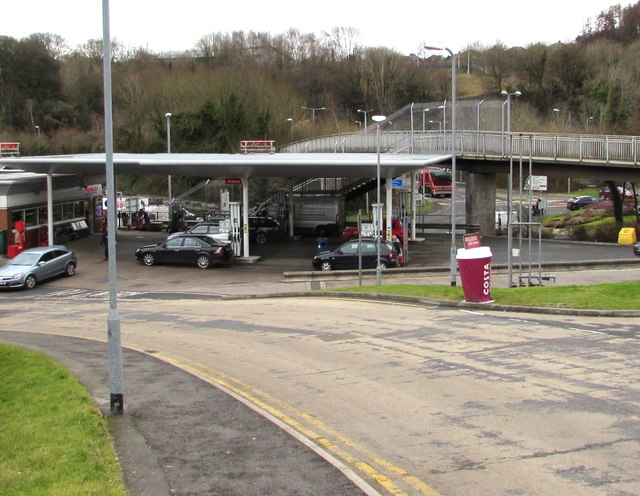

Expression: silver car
xmin=0 ymin=245 xmax=77 ymax=289
xmin=166 ymin=222 xmax=230 ymax=243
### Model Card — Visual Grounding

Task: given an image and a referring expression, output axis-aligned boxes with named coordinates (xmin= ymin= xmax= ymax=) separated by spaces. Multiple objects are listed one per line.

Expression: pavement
xmin=1 ymin=229 xmax=639 ymax=495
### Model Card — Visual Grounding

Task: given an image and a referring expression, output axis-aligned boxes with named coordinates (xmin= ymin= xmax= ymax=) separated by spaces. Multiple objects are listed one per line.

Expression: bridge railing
xmin=283 ymin=130 xmax=640 ymax=165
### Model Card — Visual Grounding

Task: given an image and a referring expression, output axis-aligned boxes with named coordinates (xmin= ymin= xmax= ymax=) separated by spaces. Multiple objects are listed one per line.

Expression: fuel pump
xmin=229 ymin=202 xmax=242 ymax=257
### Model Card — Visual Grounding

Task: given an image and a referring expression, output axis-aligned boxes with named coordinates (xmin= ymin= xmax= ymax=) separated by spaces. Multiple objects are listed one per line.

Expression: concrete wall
xmin=465 ymin=172 xmax=496 ymax=237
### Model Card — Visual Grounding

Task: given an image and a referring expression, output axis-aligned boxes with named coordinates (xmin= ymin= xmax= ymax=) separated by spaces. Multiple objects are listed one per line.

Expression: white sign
xmin=220 ymin=190 xmax=230 ymax=212
xmin=525 ymin=175 xmax=548 ymax=191
xmin=361 ymin=223 xmax=374 ymax=238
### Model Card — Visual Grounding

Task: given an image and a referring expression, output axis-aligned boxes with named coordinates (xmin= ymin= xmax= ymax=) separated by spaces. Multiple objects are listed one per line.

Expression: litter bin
xmin=456 ymin=246 xmax=493 ymax=303
xmin=316 ymin=237 xmax=328 ymax=254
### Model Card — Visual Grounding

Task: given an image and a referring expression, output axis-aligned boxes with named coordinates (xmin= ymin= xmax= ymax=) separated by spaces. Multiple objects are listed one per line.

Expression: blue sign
xmin=391 ymin=179 xmax=403 ymax=188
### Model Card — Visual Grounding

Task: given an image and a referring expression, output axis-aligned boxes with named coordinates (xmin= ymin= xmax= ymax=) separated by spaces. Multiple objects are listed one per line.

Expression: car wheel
xmin=24 ymin=274 xmax=37 ymax=289
xmin=320 ymin=261 xmax=333 ymax=271
xmin=196 ymin=254 xmax=211 ymax=269
xmin=65 ymin=262 xmax=76 ymax=277
xmin=255 ymin=231 xmax=267 ymax=244
xmin=379 ymin=261 xmax=388 ymax=269
xmin=142 ymin=253 xmax=155 ymax=266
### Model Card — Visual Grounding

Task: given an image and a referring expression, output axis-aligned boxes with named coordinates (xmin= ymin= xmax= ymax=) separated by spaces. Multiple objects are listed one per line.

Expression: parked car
xmin=634 ymin=242 xmax=640 ymax=257
xmin=135 ymin=234 xmax=232 ymax=269
xmin=167 ymin=221 xmax=230 ymax=243
xmin=249 ymin=216 xmax=280 ymax=244
xmin=312 ymin=239 xmax=398 ymax=271
xmin=0 ymin=245 xmax=77 ymax=289
xmin=567 ymin=195 xmax=600 ymax=211
xmin=599 ymin=186 xmax=636 ymax=200
xmin=341 ymin=218 xmax=407 ymax=243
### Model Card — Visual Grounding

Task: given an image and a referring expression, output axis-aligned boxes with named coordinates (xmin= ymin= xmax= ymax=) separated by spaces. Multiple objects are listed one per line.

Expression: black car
xmin=135 ymin=234 xmax=232 ymax=269
xmin=634 ymin=242 xmax=640 ymax=257
xmin=312 ymin=239 xmax=398 ymax=271
xmin=567 ymin=195 xmax=599 ymax=211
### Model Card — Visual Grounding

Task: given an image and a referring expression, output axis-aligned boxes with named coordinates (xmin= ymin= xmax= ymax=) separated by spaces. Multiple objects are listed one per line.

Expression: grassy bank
xmin=0 ymin=344 xmax=127 ymax=496
xmin=329 ymin=281 xmax=640 ymax=310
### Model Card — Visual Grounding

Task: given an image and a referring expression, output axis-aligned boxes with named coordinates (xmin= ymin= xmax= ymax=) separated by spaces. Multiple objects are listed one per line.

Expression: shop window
xmin=24 ymin=208 xmax=37 ymax=227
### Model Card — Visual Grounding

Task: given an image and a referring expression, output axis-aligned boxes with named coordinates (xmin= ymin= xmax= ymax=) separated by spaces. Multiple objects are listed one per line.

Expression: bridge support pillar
xmin=465 ymin=172 xmax=496 ymax=237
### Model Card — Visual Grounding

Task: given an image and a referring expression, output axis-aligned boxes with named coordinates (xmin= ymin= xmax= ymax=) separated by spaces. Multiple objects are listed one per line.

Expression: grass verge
xmin=327 ymin=281 xmax=640 ymax=310
xmin=0 ymin=344 xmax=127 ymax=496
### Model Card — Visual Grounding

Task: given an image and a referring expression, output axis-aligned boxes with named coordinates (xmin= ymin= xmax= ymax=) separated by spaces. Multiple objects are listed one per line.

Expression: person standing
xmin=101 ymin=226 xmax=109 ymax=259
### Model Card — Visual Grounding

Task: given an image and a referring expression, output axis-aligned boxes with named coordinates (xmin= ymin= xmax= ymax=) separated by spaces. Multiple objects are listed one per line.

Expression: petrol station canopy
xmin=0 ymin=152 xmax=451 ymax=179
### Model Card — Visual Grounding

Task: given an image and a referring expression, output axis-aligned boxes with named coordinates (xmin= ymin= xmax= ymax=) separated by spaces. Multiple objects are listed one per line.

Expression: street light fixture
xmin=357 ymin=109 xmax=373 ymax=132
xmin=165 ymin=112 xmax=172 ymax=211
xmin=372 ymin=114 xmax=386 ymax=285
xmin=35 ymin=125 xmax=41 ymax=137
xmin=429 ymin=120 xmax=442 ymax=131
xmin=302 ymin=106 xmax=325 ymax=133
xmin=425 ymin=45 xmax=457 ymax=286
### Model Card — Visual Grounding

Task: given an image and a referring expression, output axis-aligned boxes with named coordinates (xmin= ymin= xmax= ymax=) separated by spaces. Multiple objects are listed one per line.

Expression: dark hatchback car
xmin=567 ymin=195 xmax=599 ymax=211
xmin=312 ymin=239 xmax=398 ymax=271
xmin=634 ymin=242 xmax=640 ymax=257
xmin=135 ymin=234 xmax=232 ymax=269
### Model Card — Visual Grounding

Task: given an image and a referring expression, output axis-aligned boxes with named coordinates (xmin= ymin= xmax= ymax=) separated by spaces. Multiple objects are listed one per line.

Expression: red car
xmin=341 ymin=217 xmax=406 ymax=242
xmin=599 ymin=186 xmax=635 ymax=200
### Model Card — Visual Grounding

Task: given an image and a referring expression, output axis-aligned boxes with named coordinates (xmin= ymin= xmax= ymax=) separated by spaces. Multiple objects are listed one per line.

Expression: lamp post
xmin=372 ymin=114 xmax=386 ymax=285
xmin=35 ymin=125 xmax=41 ymax=137
xmin=425 ymin=46 xmax=457 ymax=286
xmin=102 ymin=0 xmax=123 ymax=415
xmin=302 ymin=106 xmax=325 ymax=133
xmin=429 ymin=120 xmax=442 ymax=131
xmin=165 ymin=112 xmax=172 ymax=212
xmin=422 ymin=108 xmax=430 ymax=131
xmin=501 ymin=90 xmax=522 ymax=287
xmin=287 ymin=117 xmax=294 ymax=143
xmin=476 ymin=99 xmax=484 ymax=155
xmin=357 ymin=109 xmax=372 ymax=132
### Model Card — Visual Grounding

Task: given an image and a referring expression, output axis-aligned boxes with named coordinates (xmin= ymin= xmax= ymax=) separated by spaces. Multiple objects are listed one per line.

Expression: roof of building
xmin=0 ymin=152 xmax=451 ymax=179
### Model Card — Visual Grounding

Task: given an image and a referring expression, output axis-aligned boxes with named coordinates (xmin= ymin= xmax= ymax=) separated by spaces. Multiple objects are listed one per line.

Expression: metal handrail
xmin=282 ymin=130 xmax=640 ymax=166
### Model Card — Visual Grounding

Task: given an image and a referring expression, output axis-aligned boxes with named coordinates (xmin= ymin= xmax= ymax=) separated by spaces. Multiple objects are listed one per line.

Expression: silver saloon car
xmin=0 ymin=245 xmax=77 ymax=289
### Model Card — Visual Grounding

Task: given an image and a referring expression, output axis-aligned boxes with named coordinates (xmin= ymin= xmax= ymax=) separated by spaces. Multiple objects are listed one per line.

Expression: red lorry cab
xmin=418 ymin=168 xmax=452 ymax=197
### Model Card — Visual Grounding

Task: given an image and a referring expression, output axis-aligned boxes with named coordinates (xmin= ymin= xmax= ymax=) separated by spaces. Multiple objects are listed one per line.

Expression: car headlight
xmin=11 ymin=272 xmax=24 ymax=280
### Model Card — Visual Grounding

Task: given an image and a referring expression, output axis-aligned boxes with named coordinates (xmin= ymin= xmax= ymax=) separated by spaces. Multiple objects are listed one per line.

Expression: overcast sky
xmin=5 ymin=0 xmax=625 ymax=55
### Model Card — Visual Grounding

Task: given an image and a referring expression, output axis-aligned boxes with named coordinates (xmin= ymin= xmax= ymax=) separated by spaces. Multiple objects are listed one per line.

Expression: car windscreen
xmin=9 ymin=252 xmax=40 ymax=266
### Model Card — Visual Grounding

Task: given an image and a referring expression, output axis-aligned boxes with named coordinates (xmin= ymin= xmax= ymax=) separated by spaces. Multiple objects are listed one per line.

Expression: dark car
xmin=312 ymin=239 xmax=398 ymax=271
xmin=567 ymin=195 xmax=599 ymax=211
xmin=249 ymin=216 xmax=280 ymax=244
xmin=634 ymin=242 xmax=640 ymax=257
xmin=135 ymin=234 xmax=232 ymax=269
xmin=0 ymin=245 xmax=77 ymax=289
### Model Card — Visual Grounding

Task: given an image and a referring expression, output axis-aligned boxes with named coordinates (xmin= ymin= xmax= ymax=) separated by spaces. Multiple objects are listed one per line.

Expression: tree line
xmin=0 ymin=2 xmax=639 ymax=196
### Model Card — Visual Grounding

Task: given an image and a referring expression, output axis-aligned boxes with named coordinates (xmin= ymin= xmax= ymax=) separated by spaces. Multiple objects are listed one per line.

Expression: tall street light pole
xmin=302 ymin=106 xmax=325 ymax=134
xmin=501 ymin=90 xmax=522 ymax=287
xmin=357 ymin=109 xmax=372 ymax=132
xmin=287 ymin=118 xmax=294 ymax=143
xmin=372 ymin=114 xmax=386 ymax=285
xmin=425 ymin=46 xmax=457 ymax=286
xmin=102 ymin=0 xmax=123 ymax=415
xmin=165 ymin=112 xmax=172 ymax=212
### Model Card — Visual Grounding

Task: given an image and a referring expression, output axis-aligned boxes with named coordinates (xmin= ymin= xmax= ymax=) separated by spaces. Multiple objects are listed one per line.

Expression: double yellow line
xmin=126 ymin=343 xmax=442 ymax=496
